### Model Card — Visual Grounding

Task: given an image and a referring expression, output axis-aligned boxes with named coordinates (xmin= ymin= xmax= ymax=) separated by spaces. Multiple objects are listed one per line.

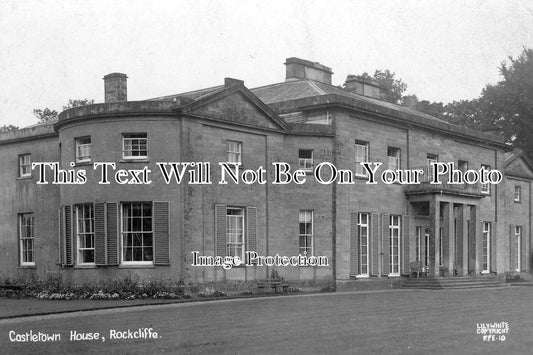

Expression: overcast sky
xmin=1 ymin=0 xmax=532 ymax=128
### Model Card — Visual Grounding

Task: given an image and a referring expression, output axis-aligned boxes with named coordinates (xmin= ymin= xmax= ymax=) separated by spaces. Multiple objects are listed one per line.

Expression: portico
xmin=405 ymin=176 xmax=487 ymax=278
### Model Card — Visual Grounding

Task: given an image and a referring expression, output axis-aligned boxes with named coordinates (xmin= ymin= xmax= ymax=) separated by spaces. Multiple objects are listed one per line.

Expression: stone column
xmin=444 ymin=202 xmax=455 ymax=276
xmin=462 ymin=204 xmax=469 ymax=276
xmin=429 ymin=197 xmax=441 ymax=277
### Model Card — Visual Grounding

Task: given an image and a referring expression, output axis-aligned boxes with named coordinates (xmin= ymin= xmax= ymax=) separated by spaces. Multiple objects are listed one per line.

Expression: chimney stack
xmin=344 ymin=75 xmax=384 ymax=100
xmin=103 ymin=73 xmax=128 ymax=103
xmin=285 ymin=57 xmax=333 ymax=85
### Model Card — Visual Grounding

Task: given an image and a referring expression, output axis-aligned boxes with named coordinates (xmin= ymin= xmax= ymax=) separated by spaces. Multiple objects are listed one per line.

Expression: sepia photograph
xmin=1 ymin=0 xmax=533 ymax=353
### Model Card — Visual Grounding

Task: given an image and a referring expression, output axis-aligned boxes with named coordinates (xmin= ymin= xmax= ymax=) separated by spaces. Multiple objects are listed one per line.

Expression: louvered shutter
xmin=402 ymin=215 xmax=410 ymax=275
xmin=94 ymin=202 xmax=106 ymax=265
xmin=215 ymin=204 xmax=227 ymax=257
xmin=371 ymin=213 xmax=380 ymax=275
xmin=64 ymin=205 xmax=73 ymax=266
xmin=349 ymin=211 xmax=358 ymax=276
xmin=491 ymin=222 xmax=497 ymax=273
xmin=154 ymin=201 xmax=170 ymax=265
xmin=521 ymin=226 xmax=527 ymax=272
xmin=382 ymin=214 xmax=390 ymax=275
xmin=59 ymin=208 xmax=65 ymax=265
xmin=106 ymin=203 xmax=119 ymax=265
xmin=246 ymin=206 xmax=257 ymax=253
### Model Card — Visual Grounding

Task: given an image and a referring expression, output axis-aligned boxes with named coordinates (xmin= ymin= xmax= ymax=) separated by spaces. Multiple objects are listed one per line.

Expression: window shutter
xmin=491 ymin=222 xmax=497 ymax=273
xmin=106 ymin=203 xmax=119 ymax=265
xmin=59 ymin=208 xmax=65 ymax=265
xmin=215 ymin=204 xmax=227 ymax=257
xmin=382 ymin=214 xmax=390 ymax=275
xmin=371 ymin=213 xmax=380 ymax=275
xmin=402 ymin=215 xmax=410 ymax=275
xmin=521 ymin=226 xmax=527 ymax=272
xmin=154 ymin=201 xmax=170 ymax=265
xmin=246 ymin=206 xmax=257 ymax=253
xmin=94 ymin=202 xmax=107 ymax=265
xmin=64 ymin=205 xmax=73 ymax=266
xmin=349 ymin=211 xmax=358 ymax=276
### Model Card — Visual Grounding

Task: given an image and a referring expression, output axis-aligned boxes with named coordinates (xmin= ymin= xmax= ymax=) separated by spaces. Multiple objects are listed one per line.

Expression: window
xmin=427 ymin=153 xmax=438 ymax=166
xmin=354 ymin=141 xmax=369 ymax=177
xmin=458 ymin=160 xmax=468 ymax=171
xmin=415 ymin=226 xmax=421 ymax=262
xmin=481 ymin=165 xmax=491 ymax=194
xmin=121 ymin=202 xmax=153 ymax=264
xmin=226 ymin=207 xmax=245 ymax=260
xmin=298 ymin=149 xmax=314 ymax=171
xmin=389 ymin=215 xmax=401 ymax=275
xmin=387 ymin=147 xmax=400 ymax=170
xmin=75 ymin=137 xmax=92 ymax=163
xmin=227 ymin=141 xmax=242 ymax=165
xmin=358 ymin=213 xmax=369 ymax=276
xmin=19 ymin=213 xmax=34 ymax=266
xmin=514 ymin=186 xmax=521 ymax=203
xmin=77 ymin=204 xmax=95 ymax=264
xmin=514 ymin=226 xmax=522 ymax=272
xmin=19 ymin=154 xmax=31 ymax=177
xmin=482 ymin=222 xmax=491 ymax=273
xmin=122 ymin=133 xmax=147 ymax=159
xmin=299 ymin=210 xmax=313 ymax=256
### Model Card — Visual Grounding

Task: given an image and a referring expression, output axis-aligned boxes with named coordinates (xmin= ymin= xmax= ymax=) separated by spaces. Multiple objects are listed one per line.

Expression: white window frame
xmin=439 ymin=227 xmax=444 ymax=266
xmin=227 ymin=141 xmax=242 ymax=165
xmin=426 ymin=154 xmax=438 ymax=181
xmin=122 ymin=133 xmax=148 ymax=159
xmin=424 ymin=228 xmax=430 ymax=268
xmin=515 ymin=226 xmax=522 ymax=272
xmin=458 ymin=160 xmax=468 ymax=171
xmin=357 ymin=213 xmax=370 ymax=277
xmin=121 ymin=202 xmax=154 ymax=265
xmin=19 ymin=213 xmax=35 ymax=266
xmin=226 ymin=207 xmax=245 ymax=261
xmin=480 ymin=165 xmax=491 ymax=194
xmin=299 ymin=210 xmax=313 ymax=256
xmin=355 ymin=141 xmax=369 ymax=177
xmin=19 ymin=154 xmax=31 ymax=178
xmin=514 ymin=186 xmax=521 ymax=203
xmin=298 ymin=149 xmax=314 ymax=172
xmin=389 ymin=215 xmax=401 ymax=276
xmin=387 ymin=147 xmax=400 ymax=170
xmin=415 ymin=226 xmax=422 ymax=262
xmin=482 ymin=222 xmax=491 ymax=273
xmin=75 ymin=137 xmax=92 ymax=163
xmin=76 ymin=204 xmax=95 ymax=265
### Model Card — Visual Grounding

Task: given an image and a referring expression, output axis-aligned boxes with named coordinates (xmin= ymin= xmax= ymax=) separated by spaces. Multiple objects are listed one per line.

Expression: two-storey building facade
xmin=0 ymin=58 xmax=531 ymax=289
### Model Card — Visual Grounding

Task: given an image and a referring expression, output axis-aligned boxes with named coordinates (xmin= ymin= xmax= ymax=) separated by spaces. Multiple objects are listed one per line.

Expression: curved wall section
xmin=55 ymin=106 xmax=184 ymax=283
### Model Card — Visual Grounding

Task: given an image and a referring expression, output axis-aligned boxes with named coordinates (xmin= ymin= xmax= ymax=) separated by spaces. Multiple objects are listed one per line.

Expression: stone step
xmin=402 ymin=282 xmax=506 ymax=289
xmin=401 ymin=276 xmax=505 ymax=290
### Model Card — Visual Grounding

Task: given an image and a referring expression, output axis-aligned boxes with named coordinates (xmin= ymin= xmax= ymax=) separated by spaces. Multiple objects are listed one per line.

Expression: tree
xmin=0 ymin=124 xmax=19 ymax=133
xmin=33 ymin=98 xmax=94 ymax=123
xmin=372 ymin=69 xmax=407 ymax=104
xmin=33 ymin=108 xmax=59 ymax=122
xmin=62 ymin=99 xmax=94 ymax=111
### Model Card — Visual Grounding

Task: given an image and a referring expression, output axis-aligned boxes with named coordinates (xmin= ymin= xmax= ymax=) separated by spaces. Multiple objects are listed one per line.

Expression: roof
xmin=147 ymin=85 xmax=225 ymax=101
xmin=251 ymin=79 xmax=448 ymax=124
xmin=251 ymin=79 xmax=507 ymax=145
xmin=505 ymin=149 xmax=533 ymax=172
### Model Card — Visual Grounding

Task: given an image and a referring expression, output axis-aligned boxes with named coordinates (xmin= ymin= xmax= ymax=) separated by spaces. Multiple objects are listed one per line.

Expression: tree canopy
xmin=0 ymin=124 xmax=19 ymax=133
xmin=352 ymin=48 xmax=533 ymax=160
xmin=33 ymin=98 xmax=94 ymax=122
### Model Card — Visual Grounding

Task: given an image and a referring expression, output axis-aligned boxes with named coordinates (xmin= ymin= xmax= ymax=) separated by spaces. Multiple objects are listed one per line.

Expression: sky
xmin=1 ymin=0 xmax=532 ymax=128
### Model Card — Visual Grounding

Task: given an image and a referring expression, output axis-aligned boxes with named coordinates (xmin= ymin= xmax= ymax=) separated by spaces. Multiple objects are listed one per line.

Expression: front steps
xmin=402 ymin=275 xmax=506 ymax=290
